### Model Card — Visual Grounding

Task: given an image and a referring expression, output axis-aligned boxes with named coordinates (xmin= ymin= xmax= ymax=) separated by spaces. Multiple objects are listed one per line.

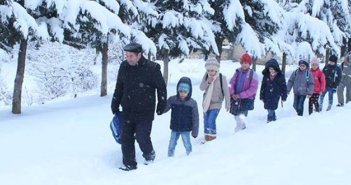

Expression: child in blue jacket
xmin=164 ymin=77 xmax=199 ymax=156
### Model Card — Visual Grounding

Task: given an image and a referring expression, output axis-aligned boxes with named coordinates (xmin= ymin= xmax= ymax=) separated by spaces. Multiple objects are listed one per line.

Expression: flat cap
xmin=123 ymin=43 xmax=142 ymax=53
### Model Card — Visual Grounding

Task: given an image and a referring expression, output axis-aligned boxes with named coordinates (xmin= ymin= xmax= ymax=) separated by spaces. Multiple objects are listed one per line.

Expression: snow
xmin=98 ymin=0 xmax=120 ymax=13
xmin=237 ymin=23 xmax=264 ymax=57
xmin=178 ymin=39 xmax=190 ymax=55
xmin=1 ymin=60 xmax=351 ymax=185
xmin=311 ymin=0 xmax=325 ymax=17
xmin=118 ymin=0 xmax=138 ymax=17
xmin=162 ymin=10 xmax=182 ymax=28
xmin=133 ymin=0 xmax=158 ymax=17
xmin=131 ymin=29 xmax=157 ymax=56
xmin=223 ymin=0 xmax=245 ymax=31
xmin=11 ymin=1 xmax=39 ymax=38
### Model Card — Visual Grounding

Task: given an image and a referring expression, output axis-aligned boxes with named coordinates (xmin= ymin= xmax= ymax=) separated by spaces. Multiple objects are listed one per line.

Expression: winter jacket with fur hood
xmin=260 ymin=59 xmax=287 ymax=110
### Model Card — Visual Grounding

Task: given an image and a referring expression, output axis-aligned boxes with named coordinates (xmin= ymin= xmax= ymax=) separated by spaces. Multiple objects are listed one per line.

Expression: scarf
xmin=202 ymin=73 xmax=219 ymax=112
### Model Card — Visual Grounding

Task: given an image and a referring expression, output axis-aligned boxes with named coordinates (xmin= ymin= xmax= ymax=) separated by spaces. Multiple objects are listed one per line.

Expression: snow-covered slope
xmin=1 ymin=60 xmax=351 ymax=185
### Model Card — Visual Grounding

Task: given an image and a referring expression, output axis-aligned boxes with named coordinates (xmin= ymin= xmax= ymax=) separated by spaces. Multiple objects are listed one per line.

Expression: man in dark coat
xmin=111 ymin=43 xmax=167 ymax=171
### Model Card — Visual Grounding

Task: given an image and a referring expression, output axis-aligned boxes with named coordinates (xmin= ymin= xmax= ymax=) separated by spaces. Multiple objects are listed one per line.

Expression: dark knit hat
xmin=298 ymin=60 xmax=309 ymax=68
xmin=123 ymin=43 xmax=142 ymax=53
xmin=329 ymin=55 xmax=337 ymax=63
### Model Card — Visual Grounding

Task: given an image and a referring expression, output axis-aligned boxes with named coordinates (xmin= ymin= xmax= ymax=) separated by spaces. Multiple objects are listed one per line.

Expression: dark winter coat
xmin=260 ymin=59 xmax=287 ymax=110
xmin=164 ymin=77 xmax=199 ymax=138
xmin=111 ymin=56 xmax=167 ymax=122
xmin=323 ymin=64 xmax=342 ymax=89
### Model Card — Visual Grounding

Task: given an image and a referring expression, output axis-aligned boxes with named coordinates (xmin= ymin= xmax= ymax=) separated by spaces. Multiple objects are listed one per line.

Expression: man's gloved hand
xmin=112 ymin=105 xmax=120 ymax=115
xmin=156 ymin=102 xmax=166 ymax=115
xmin=332 ymin=88 xmax=337 ymax=93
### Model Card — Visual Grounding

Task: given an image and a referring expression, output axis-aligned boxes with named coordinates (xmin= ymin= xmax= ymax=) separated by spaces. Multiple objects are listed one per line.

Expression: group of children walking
xmin=164 ymin=52 xmax=351 ymax=157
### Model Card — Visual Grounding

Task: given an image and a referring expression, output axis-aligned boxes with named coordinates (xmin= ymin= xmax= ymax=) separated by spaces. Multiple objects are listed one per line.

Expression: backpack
xmin=110 ymin=112 xmax=123 ymax=144
xmin=294 ymin=69 xmax=310 ymax=82
xmin=206 ymin=73 xmax=225 ymax=96
xmin=233 ymin=69 xmax=254 ymax=93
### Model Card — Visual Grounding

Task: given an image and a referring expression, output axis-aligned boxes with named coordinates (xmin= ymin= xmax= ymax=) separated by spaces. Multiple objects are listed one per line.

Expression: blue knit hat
xmin=178 ymin=83 xmax=190 ymax=93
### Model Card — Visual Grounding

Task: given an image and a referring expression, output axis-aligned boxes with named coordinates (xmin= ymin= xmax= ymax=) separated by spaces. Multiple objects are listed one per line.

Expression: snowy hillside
xmin=1 ymin=60 xmax=351 ymax=185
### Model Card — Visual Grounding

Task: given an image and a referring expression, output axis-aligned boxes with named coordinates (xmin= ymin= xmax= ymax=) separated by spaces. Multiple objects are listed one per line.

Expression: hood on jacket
xmin=262 ymin=59 xmax=282 ymax=76
xmin=176 ymin=77 xmax=192 ymax=101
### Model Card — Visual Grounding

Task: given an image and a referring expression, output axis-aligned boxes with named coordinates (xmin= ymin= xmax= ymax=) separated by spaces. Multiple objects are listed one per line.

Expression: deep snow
xmin=1 ymin=60 xmax=351 ymax=185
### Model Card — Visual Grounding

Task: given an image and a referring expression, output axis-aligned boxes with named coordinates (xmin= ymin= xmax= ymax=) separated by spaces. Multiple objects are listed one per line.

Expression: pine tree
xmin=240 ymin=0 xmax=284 ymax=69
xmin=62 ymin=0 xmax=130 ymax=96
xmin=292 ymin=0 xmax=351 ymax=58
xmin=0 ymin=0 xmax=41 ymax=114
xmin=208 ymin=0 xmax=245 ymax=61
xmin=118 ymin=0 xmax=219 ymax=83
xmin=278 ymin=0 xmax=337 ymax=62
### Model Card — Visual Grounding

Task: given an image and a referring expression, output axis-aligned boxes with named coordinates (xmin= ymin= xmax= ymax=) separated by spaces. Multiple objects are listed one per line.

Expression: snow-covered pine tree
xmin=208 ymin=0 xmax=245 ymax=61
xmin=240 ymin=0 xmax=284 ymax=70
xmin=293 ymin=0 xmax=350 ymax=59
xmin=116 ymin=0 xmax=158 ymax=58
xmin=0 ymin=0 xmax=42 ymax=114
xmin=278 ymin=0 xmax=337 ymax=63
xmin=62 ymin=0 xmax=130 ymax=96
xmin=143 ymin=0 xmax=218 ymax=83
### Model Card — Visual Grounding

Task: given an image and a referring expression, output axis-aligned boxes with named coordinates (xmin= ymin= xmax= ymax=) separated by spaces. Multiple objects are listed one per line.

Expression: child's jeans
xmin=319 ymin=87 xmax=335 ymax=111
xmin=293 ymin=94 xmax=307 ymax=116
xmin=203 ymin=109 xmax=220 ymax=135
xmin=168 ymin=131 xmax=192 ymax=157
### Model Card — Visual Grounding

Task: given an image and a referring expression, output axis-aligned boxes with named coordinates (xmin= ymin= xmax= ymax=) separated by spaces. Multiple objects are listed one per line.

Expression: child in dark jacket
xmin=309 ymin=57 xmax=326 ymax=114
xmin=164 ymin=77 xmax=199 ymax=157
xmin=260 ymin=59 xmax=287 ymax=123
xmin=319 ymin=55 xmax=342 ymax=111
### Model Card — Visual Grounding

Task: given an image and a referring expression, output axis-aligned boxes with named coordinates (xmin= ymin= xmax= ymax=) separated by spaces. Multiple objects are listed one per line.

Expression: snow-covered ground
xmin=1 ymin=60 xmax=351 ymax=185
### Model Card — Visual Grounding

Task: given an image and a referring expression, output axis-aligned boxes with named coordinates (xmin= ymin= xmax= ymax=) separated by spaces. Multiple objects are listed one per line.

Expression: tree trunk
xmin=12 ymin=38 xmax=27 ymax=114
xmin=325 ymin=49 xmax=330 ymax=64
xmin=282 ymin=52 xmax=287 ymax=75
xmin=215 ymin=34 xmax=224 ymax=63
xmin=162 ymin=52 xmax=170 ymax=85
xmin=252 ymin=57 xmax=257 ymax=72
xmin=100 ymin=42 xmax=108 ymax=97
xmin=348 ymin=38 xmax=351 ymax=52
xmin=341 ymin=38 xmax=347 ymax=57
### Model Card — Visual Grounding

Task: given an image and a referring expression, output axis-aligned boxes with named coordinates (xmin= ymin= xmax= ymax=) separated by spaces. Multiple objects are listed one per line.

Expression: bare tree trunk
xmin=252 ymin=57 xmax=257 ymax=72
xmin=341 ymin=38 xmax=347 ymax=57
xmin=100 ymin=42 xmax=108 ymax=97
xmin=215 ymin=34 xmax=224 ymax=63
xmin=348 ymin=38 xmax=351 ymax=52
xmin=12 ymin=38 xmax=27 ymax=114
xmin=162 ymin=58 xmax=170 ymax=85
xmin=325 ymin=48 xmax=330 ymax=64
xmin=282 ymin=52 xmax=287 ymax=75
xmin=162 ymin=52 xmax=170 ymax=85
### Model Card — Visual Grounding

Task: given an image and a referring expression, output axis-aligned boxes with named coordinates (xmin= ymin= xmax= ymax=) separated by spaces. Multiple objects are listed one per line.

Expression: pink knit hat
xmin=310 ymin=57 xmax=320 ymax=66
